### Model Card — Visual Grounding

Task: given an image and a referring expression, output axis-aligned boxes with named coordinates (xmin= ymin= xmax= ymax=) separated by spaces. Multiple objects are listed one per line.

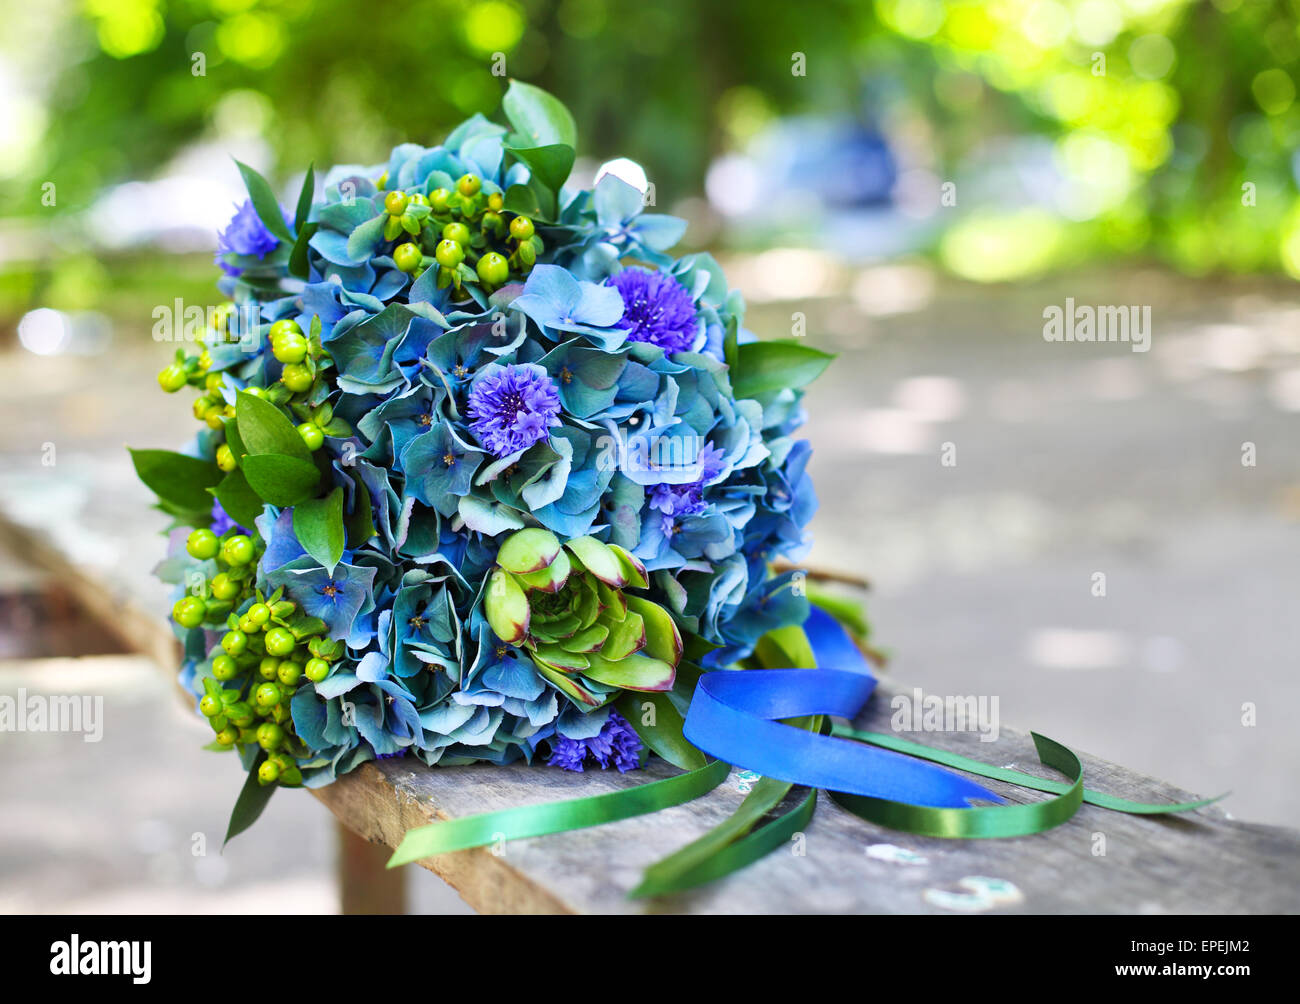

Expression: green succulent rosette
xmin=484 ymin=529 xmax=682 ymax=707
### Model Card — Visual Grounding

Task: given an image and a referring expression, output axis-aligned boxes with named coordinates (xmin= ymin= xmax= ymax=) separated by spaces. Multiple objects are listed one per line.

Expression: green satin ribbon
xmin=385 ymin=757 xmax=729 ymax=868
xmin=832 ymin=725 xmax=1224 ymax=815
xmin=631 ymin=786 xmax=817 ymax=898
xmin=830 ymin=731 xmax=1084 ymax=838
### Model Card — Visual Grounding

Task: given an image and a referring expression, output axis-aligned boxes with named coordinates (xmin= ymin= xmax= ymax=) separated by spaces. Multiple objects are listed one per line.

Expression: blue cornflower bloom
xmin=605 ymin=268 xmax=700 ymax=354
xmin=548 ymin=710 xmax=642 ymax=772
xmin=649 ymin=441 xmax=727 ymax=532
xmin=466 ymin=363 xmax=562 ymax=457
xmin=215 ymin=200 xmax=286 ymax=276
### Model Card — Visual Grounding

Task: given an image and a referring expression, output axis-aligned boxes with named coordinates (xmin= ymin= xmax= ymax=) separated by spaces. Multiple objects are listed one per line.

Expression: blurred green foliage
xmin=4 ymin=0 xmax=1300 ymax=279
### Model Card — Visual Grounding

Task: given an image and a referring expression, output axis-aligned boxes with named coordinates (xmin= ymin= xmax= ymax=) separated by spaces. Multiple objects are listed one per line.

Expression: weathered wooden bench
xmin=2 ymin=459 xmax=1297 ymax=913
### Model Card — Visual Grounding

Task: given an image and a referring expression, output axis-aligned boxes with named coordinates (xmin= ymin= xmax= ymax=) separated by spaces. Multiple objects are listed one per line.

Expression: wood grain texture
xmin=5 ymin=465 xmax=1298 ymax=914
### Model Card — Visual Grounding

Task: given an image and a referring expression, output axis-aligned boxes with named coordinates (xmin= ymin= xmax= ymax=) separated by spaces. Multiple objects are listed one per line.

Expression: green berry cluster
xmin=198 ymin=586 xmax=344 ymax=786
xmin=172 ymin=529 xmax=264 ymax=629
xmin=379 ymin=172 xmax=543 ymax=296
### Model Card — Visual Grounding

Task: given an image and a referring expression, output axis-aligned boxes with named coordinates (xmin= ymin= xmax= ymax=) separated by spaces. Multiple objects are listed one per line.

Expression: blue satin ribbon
xmin=682 ymin=607 xmax=1003 ymax=808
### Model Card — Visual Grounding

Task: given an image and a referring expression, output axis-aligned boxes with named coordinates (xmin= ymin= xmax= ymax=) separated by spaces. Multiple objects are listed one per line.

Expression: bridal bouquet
xmin=132 ymin=83 xmax=1212 ymax=893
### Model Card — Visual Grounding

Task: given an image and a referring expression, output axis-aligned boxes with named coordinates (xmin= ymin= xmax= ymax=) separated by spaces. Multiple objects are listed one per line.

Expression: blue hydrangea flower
xmin=215 ymin=200 xmax=286 ymax=276
xmin=606 ymin=268 xmax=700 ymax=354
xmin=466 ymin=363 xmax=562 ymax=457
xmin=548 ymin=709 xmax=642 ymax=772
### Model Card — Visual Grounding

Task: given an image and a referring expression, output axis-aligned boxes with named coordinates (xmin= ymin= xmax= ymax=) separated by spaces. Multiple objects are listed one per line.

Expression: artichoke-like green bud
xmin=483 ymin=529 xmax=679 ymax=706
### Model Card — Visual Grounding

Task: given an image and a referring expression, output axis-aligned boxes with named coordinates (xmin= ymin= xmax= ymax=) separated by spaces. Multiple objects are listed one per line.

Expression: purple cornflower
xmin=466 ymin=363 xmax=562 ymax=457
xmin=210 ymin=499 xmax=248 ymax=536
xmin=215 ymin=200 xmax=286 ymax=276
xmin=649 ymin=441 xmax=726 ymax=533
xmin=605 ymin=268 xmax=698 ymax=354
xmin=549 ymin=710 xmax=642 ymax=773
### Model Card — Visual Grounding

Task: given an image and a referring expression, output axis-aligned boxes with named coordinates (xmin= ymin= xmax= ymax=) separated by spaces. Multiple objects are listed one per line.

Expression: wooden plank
xmin=310 ymin=686 xmax=1300 ymax=914
xmin=4 ymin=465 xmax=1298 ymax=914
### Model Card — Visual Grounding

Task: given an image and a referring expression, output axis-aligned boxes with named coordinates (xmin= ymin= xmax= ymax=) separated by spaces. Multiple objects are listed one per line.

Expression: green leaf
xmin=616 ymin=691 xmax=706 ymax=771
xmin=234 ymin=160 xmax=293 ymax=244
xmin=236 ymin=391 xmax=311 ymax=461
xmin=753 ymin=623 xmax=817 ymax=670
xmin=294 ymin=162 xmax=315 ymax=233
xmin=293 ymin=487 xmax=345 ymax=575
xmin=129 ymin=448 xmax=223 ymax=512
xmin=732 ymin=340 xmax=834 ymax=399
xmin=502 ymin=79 xmax=577 ymax=148
xmin=211 ymin=468 xmax=264 ymax=532
xmin=241 ymin=454 xmax=321 ymax=507
xmin=506 ymin=144 xmax=575 ymax=195
xmin=723 ymin=313 xmax=739 ymax=375
xmin=503 ymin=180 xmax=554 ymax=223
xmin=344 ymin=472 xmax=376 ymax=548
xmin=289 ymin=221 xmax=318 ymax=280
xmin=224 ymin=754 xmax=276 ymax=846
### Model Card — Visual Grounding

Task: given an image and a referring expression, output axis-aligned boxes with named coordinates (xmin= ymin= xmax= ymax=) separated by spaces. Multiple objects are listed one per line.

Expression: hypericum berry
xmin=408 ymin=192 xmax=429 ymax=208
xmin=482 ymin=210 xmax=503 ymax=235
xmin=276 ymin=660 xmax=303 ymax=686
xmin=158 ymin=364 xmax=187 ymax=393
xmin=192 ymin=397 xmax=213 ymax=421
xmin=272 ymin=331 xmax=308 ymax=364
xmin=215 ymin=444 xmax=237 ymax=472
xmin=393 ymin=242 xmax=423 ymax=273
xmin=258 ymin=656 xmax=280 ymax=680
xmin=429 ymin=187 xmax=450 ymax=212
xmin=442 ymin=222 xmax=471 ymax=245
xmin=199 ymin=694 xmax=222 ymax=717
xmin=477 ymin=252 xmax=509 ymax=286
xmin=212 ymin=654 xmax=238 ymax=681
xmin=255 ymin=683 xmax=281 ymax=708
xmin=264 ymin=627 xmax=296 ymax=657
xmin=204 ymin=373 xmax=224 ymax=394
xmin=221 ymin=630 xmax=248 ymax=656
xmin=256 ymin=721 xmax=286 ymax=749
xmin=281 ymin=363 xmax=313 ymax=393
xmin=304 ymin=657 xmax=331 ymax=683
xmin=269 ymin=318 xmax=302 ymax=341
xmin=517 ymin=241 xmax=536 ymax=267
xmin=247 ymin=603 xmax=271 ymax=626
xmin=435 ymin=239 xmax=465 ymax=269
xmin=186 ymin=528 xmax=219 ymax=560
xmin=384 ymin=190 xmax=410 ymax=216
xmin=457 ymin=174 xmax=481 ymax=198
xmin=210 ymin=573 xmax=240 ymax=601
xmin=296 ymin=422 xmax=324 ymax=451
xmin=238 ymin=612 xmax=260 ymax=634
xmin=257 ymin=760 xmax=281 ymax=785
xmin=510 ymin=216 xmax=535 ymax=241
xmin=173 ymin=596 xmax=207 ymax=628
xmin=221 ymin=535 xmax=255 ymax=566
xmin=215 ymin=726 xmax=239 ymax=747
xmin=487 ymin=192 xmax=504 ymax=212
xmin=204 ymin=406 xmax=226 ymax=431
xmin=198 ymin=350 xmax=213 ymax=371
